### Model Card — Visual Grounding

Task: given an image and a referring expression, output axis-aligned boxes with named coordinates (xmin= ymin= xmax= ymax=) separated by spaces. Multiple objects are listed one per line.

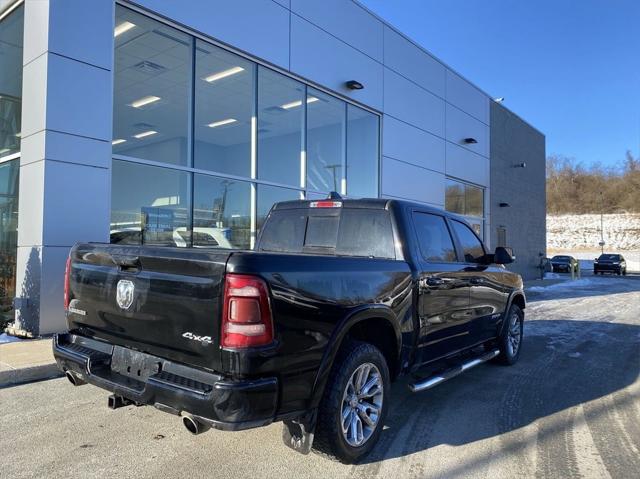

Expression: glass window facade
xmin=111 ymin=5 xmax=380 ymax=249
xmin=445 ymin=178 xmax=485 ymax=239
xmin=0 ymin=4 xmax=23 ymax=159
xmin=0 ymin=4 xmax=23 ymax=325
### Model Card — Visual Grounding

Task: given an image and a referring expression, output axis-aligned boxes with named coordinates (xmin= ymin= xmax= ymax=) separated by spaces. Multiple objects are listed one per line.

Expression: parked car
xmin=53 ymin=196 xmax=526 ymax=463
xmin=550 ymin=255 xmax=579 ymax=274
xmin=594 ymin=253 xmax=627 ymax=275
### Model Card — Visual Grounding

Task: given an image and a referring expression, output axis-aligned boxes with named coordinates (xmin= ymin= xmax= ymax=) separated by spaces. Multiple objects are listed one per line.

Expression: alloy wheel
xmin=340 ymin=362 xmax=383 ymax=447
xmin=507 ymin=311 xmax=522 ymax=357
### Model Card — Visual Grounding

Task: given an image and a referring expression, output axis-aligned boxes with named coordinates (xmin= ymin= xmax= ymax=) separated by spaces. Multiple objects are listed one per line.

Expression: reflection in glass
xmin=445 ymin=179 xmax=484 ymax=218
xmin=306 ymin=88 xmax=345 ymax=193
xmin=257 ymin=67 xmax=304 ymax=187
xmin=0 ymin=159 xmax=19 ymax=324
xmin=194 ymin=40 xmax=254 ymax=177
xmin=112 ymin=6 xmax=191 ymax=166
xmin=445 ymin=180 xmax=465 ymax=215
xmin=193 ymin=175 xmax=251 ymax=249
xmin=0 ymin=5 xmax=24 ymax=159
xmin=256 ymin=184 xmax=302 ymax=233
xmin=110 ymin=161 xmax=191 ymax=246
xmin=346 ymin=105 xmax=379 ymax=198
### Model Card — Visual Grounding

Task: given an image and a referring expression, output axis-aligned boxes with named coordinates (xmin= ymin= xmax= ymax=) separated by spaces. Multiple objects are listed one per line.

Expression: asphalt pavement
xmin=1 ymin=275 xmax=639 ymax=478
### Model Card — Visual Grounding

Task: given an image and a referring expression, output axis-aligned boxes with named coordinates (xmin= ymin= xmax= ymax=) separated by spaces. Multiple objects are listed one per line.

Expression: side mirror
xmin=494 ymin=246 xmax=515 ymax=265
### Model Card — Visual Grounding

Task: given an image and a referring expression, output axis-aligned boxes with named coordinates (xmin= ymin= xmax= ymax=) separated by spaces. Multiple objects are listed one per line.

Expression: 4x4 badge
xmin=116 ymin=280 xmax=135 ymax=310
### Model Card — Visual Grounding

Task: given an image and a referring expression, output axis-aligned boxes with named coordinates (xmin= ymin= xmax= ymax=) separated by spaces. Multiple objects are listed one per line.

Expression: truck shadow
xmin=358 ymin=319 xmax=640 ymax=467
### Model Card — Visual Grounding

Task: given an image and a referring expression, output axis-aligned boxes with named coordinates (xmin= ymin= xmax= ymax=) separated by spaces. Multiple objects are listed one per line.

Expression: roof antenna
xmin=328 ymin=191 xmax=342 ymax=200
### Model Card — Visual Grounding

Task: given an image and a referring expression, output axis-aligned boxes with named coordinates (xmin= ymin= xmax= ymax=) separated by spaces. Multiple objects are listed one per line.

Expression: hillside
xmin=547 ymin=213 xmax=640 ymax=251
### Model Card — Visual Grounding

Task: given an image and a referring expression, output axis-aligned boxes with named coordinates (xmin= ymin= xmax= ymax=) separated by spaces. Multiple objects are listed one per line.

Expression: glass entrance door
xmin=0 ymin=159 xmax=18 ymax=327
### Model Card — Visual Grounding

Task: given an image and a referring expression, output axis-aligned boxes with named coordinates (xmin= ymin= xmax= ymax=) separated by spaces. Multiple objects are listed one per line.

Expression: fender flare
xmin=308 ymin=304 xmax=402 ymax=410
xmin=499 ymin=290 xmax=526 ymax=337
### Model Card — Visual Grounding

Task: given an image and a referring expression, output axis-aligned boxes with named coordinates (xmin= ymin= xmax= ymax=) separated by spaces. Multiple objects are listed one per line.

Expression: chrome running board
xmin=408 ymin=349 xmax=500 ymax=393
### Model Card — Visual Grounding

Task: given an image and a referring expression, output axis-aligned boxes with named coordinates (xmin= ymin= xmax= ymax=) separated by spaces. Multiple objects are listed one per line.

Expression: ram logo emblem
xmin=116 ymin=280 xmax=135 ymax=310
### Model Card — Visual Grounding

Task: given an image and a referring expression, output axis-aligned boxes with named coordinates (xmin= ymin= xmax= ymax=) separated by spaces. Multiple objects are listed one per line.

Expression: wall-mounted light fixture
xmin=494 ymin=97 xmax=505 ymax=103
xmin=345 ymin=80 xmax=364 ymax=90
xmin=463 ymin=137 xmax=478 ymax=144
xmin=513 ymin=162 xmax=527 ymax=168
xmin=499 ymin=202 xmax=511 ymax=207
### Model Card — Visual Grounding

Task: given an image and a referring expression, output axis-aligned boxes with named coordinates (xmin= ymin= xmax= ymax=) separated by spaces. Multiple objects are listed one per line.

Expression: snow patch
xmin=528 ymin=278 xmax=596 ymax=292
xmin=0 ymin=333 xmax=22 ymax=344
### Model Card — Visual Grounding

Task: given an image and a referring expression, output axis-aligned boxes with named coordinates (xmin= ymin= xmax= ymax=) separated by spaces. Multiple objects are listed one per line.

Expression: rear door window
xmin=451 ymin=220 xmax=485 ymax=263
xmin=259 ymin=208 xmax=395 ymax=259
xmin=412 ymin=212 xmax=457 ymax=262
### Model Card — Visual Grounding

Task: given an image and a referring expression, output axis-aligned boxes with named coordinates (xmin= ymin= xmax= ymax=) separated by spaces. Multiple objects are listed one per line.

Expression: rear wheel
xmin=495 ymin=304 xmax=523 ymax=365
xmin=313 ymin=340 xmax=390 ymax=463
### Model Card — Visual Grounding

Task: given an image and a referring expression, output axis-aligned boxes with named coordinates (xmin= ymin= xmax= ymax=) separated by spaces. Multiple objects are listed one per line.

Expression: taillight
xmin=221 ymin=274 xmax=273 ymax=348
xmin=63 ymin=255 xmax=71 ymax=310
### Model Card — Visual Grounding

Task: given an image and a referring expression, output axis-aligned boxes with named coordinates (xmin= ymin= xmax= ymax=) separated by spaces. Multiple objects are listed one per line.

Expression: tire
xmin=623 ymin=268 xmax=627 ymax=276
xmin=495 ymin=304 xmax=524 ymax=365
xmin=313 ymin=340 xmax=390 ymax=463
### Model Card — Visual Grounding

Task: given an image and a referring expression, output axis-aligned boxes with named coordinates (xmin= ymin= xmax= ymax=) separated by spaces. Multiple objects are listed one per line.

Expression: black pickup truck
xmin=54 ymin=197 xmax=525 ymax=463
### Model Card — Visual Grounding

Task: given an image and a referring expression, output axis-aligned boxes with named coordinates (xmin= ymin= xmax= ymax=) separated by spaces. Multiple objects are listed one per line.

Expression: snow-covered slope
xmin=547 ymin=213 xmax=640 ymax=251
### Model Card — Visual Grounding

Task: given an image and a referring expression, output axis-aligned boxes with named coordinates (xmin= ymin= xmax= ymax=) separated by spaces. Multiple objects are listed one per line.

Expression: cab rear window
xmin=258 ymin=208 xmax=395 ymax=259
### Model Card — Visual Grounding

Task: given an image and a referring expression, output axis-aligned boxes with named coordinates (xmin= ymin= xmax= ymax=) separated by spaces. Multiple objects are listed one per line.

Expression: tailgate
xmin=67 ymin=243 xmax=232 ymax=372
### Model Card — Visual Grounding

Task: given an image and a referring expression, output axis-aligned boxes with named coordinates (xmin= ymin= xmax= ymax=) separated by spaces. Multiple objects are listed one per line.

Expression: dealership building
xmin=0 ymin=0 xmax=545 ymax=336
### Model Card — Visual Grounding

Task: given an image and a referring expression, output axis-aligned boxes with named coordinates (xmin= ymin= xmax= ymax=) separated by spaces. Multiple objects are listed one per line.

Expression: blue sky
xmin=361 ymin=0 xmax=640 ymax=169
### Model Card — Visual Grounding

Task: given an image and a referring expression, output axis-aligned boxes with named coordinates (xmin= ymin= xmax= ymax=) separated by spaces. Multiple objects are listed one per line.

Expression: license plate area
xmin=111 ymin=346 xmax=161 ymax=382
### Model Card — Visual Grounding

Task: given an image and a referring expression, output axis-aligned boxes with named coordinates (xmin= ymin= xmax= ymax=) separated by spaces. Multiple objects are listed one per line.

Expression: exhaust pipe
xmin=65 ymin=371 xmax=86 ymax=387
xmin=182 ymin=415 xmax=211 ymax=435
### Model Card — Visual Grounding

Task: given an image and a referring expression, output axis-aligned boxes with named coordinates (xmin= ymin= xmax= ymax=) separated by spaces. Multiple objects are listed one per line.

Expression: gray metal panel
xmin=382 ymin=116 xmax=445 ymax=173
xmin=291 ymin=0 xmax=384 ymax=61
xmin=384 ymin=68 xmax=445 ymax=137
xmin=381 ymin=156 xmax=445 ymax=206
xmin=383 ymin=25 xmax=445 ymax=98
xmin=445 ymin=142 xmax=488 ymax=186
xmin=445 ymin=104 xmax=490 ymax=158
xmin=290 ymin=14 xmax=383 ymax=110
xmin=446 ymin=69 xmax=490 ymax=125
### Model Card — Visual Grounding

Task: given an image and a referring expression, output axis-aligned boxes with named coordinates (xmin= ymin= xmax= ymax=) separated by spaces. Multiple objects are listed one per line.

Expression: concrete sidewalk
xmin=0 ymin=338 xmax=62 ymax=387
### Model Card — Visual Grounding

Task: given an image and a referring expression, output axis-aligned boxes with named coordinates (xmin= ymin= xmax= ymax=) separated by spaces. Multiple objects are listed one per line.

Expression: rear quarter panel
xmin=226 ymin=252 xmax=413 ymax=414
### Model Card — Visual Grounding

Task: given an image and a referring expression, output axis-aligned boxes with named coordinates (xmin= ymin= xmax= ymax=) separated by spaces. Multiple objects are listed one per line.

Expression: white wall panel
xmin=41 ymin=161 xmax=110 ymax=246
xmin=446 ymin=142 xmax=488 ymax=186
xmin=290 ymin=15 xmax=383 ymax=110
xmin=136 ymin=0 xmax=290 ymax=69
xmin=446 ymin=70 xmax=489 ymax=124
xmin=48 ymin=0 xmax=114 ymax=69
xmin=291 ymin=0 xmax=383 ymax=61
xmin=46 ymin=54 xmax=112 ymax=141
xmin=383 ymin=26 xmax=445 ymax=98
xmin=383 ymin=116 xmax=445 ymax=173
xmin=382 ymin=156 xmax=445 ymax=205
xmin=384 ymin=68 xmax=445 ymax=137
xmin=445 ymin=104 xmax=489 ymax=158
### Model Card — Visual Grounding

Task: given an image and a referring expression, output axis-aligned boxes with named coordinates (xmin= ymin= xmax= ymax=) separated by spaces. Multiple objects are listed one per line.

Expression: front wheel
xmin=313 ymin=341 xmax=390 ymax=463
xmin=495 ymin=304 xmax=524 ymax=365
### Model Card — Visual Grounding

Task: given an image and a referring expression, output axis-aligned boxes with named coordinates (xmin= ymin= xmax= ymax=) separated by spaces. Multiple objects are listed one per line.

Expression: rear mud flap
xmin=282 ymin=410 xmax=317 ymax=455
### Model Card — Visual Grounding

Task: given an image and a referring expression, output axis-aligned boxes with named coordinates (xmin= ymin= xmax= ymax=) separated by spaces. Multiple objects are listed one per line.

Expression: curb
xmin=0 ymin=362 xmax=64 ymax=388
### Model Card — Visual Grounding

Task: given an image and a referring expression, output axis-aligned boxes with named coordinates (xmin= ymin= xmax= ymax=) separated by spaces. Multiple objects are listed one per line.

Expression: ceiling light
xmin=134 ymin=130 xmax=158 ymax=139
xmin=130 ymin=95 xmax=161 ymax=108
xmin=114 ymin=21 xmax=136 ymax=37
xmin=203 ymin=66 xmax=244 ymax=82
xmin=112 ymin=139 xmax=126 ymax=145
xmin=281 ymin=96 xmax=319 ymax=110
xmin=207 ymin=118 xmax=237 ymax=128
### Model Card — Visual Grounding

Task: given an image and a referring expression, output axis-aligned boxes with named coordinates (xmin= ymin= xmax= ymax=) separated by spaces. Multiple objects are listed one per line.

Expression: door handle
xmin=425 ymin=277 xmax=445 ymax=286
